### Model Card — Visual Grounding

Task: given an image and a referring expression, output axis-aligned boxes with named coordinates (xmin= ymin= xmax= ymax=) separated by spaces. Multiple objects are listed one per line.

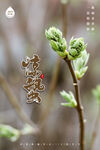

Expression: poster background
xmin=0 ymin=0 xmax=100 ymax=150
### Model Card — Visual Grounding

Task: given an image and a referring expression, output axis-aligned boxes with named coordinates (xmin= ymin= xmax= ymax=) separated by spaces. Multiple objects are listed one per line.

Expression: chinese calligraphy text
xmin=22 ymin=54 xmax=45 ymax=104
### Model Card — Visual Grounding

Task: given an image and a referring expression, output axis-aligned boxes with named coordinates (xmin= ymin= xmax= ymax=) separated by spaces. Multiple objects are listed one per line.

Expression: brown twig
xmin=64 ymin=57 xmax=85 ymax=150
xmin=40 ymin=1 xmax=68 ymax=125
xmin=62 ymin=3 xmax=67 ymax=37
xmin=90 ymin=106 xmax=100 ymax=150
xmin=0 ymin=73 xmax=39 ymax=134
xmin=40 ymin=57 xmax=61 ymax=123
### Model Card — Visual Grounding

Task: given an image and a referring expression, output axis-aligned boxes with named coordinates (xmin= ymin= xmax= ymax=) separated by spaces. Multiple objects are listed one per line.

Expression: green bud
xmin=69 ymin=49 xmax=78 ymax=56
xmin=92 ymin=85 xmax=100 ymax=105
xmin=68 ymin=37 xmax=87 ymax=60
xmin=45 ymin=27 xmax=67 ymax=58
xmin=50 ymin=40 xmax=59 ymax=51
xmin=0 ymin=124 xmax=20 ymax=142
xmin=45 ymin=27 xmax=62 ymax=41
xmin=58 ymin=38 xmax=67 ymax=52
xmin=60 ymin=90 xmax=77 ymax=107
xmin=57 ymin=50 xmax=68 ymax=58
xmin=73 ymin=50 xmax=89 ymax=80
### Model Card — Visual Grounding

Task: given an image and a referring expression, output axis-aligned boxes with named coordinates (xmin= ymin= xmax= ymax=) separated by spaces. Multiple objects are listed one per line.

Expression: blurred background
xmin=0 ymin=0 xmax=100 ymax=150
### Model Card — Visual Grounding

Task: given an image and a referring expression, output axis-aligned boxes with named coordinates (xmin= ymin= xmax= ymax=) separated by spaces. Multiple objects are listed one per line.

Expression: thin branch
xmin=64 ymin=57 xmax=85 ymax=150
xmin=0 ymin=73 xmax=39 ymax=134
xmin=62 ymin=3 xmax=67 ymax=37
xmin=90 ymin=106 xmax=100 ymax=150
xmin=40 ymin=1 xmax=68 ymax=125
xmin=40 ymin=57 xmax=61 ymax=123
xmin=0 ymin=25 xmax=16 ymax=72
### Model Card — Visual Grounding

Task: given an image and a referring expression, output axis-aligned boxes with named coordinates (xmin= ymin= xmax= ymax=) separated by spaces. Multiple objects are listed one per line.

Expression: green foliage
xmin=45 ymin=27 xmax=62 ymax=41
xmin=45 ymin=27 xmax=88 ymax=62
xmin=0 ymin=124 xmax=35 ymax=142
xmin=68 ymin=37 xmax=87 ymax=60
xmin=45 ymin=26 xmax=89 ymax=80
xmin=0 ymin=124 xmax=20 ymax=142
xmin=45 ymin=27 xmax=68 ymax=58
xmin=92 ymin=85 xmax=100 ymax=105
xmin=73 ymin=50 xmax=89 ymax=80
xmin=60 ymin=90 xmax=77 ymax=107
xmin=61 ymin=0 xmax=69 ymax=4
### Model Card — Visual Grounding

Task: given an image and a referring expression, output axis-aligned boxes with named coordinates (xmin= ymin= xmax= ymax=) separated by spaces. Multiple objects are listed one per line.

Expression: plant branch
xmin=64 ymin=57 xmax=85 ymax=150
xmin=40 ymin=2 xmax=68 ymax=124
xmin=90 ymin=106 xmax=100 ymax=150
xmin=0 ymin=73 xmax=39 ymax=134
xmin=62 ymin=3 xmax=67 ymax=37
xmin=40 ymin=57 xmax=61 ymax=123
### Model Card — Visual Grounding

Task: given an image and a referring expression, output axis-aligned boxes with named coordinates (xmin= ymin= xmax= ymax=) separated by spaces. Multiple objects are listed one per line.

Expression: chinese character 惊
xmin=22 ymin=54 xmax=45 ymax=104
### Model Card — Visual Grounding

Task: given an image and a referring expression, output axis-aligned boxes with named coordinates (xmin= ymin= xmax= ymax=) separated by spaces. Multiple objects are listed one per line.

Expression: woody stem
xmin=64 ymin=57 xmax=85 ymax=150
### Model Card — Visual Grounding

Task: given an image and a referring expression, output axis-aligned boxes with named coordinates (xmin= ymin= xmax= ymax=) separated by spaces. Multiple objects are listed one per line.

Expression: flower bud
xmin=45 ymin=27 xmax=67 ymax=58
xmin=45 ymin=27 xmax=62 ymax=41
xmin=50 ymin=40 xmax=59 ymax=51
xmin=68 ymin=37 xmax=87 ymax=60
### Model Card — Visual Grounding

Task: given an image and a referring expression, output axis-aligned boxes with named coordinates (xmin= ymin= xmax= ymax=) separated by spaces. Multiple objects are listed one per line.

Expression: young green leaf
xmin=0 ymin=124 xmax=20 ymax=142
xmin=60 ymin=90 xmax=77 ymax=108
xmin=73 ymin=50 xmax=89 ymax=80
